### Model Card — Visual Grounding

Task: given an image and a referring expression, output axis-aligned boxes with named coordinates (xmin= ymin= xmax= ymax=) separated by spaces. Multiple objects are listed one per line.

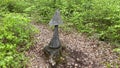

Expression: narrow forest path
xmin=25 ymin=23 xmax=120 ymax=68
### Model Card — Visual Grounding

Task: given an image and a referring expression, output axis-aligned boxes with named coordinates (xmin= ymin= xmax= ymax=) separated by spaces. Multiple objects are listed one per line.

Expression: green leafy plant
xmin=28 ymin=0 xmax=120 ymax=48
xmin=0 ymin=13 xmax=37 ymax=68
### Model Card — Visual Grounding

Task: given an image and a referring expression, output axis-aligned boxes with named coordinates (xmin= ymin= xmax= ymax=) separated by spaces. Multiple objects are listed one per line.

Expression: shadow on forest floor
xmin=25 ymin=23 xmax=120 ymax=68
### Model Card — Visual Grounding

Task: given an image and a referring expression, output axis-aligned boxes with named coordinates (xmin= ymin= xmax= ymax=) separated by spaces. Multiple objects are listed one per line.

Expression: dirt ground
xmin=25 ymin=23 xmax=120 ymax=68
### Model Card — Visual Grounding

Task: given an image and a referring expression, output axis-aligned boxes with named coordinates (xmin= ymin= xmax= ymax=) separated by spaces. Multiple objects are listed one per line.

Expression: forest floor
xmin=25 ymin=23 xmax=120 ymax=68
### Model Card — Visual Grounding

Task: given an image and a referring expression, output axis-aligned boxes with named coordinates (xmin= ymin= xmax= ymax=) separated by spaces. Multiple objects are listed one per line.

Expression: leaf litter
xmin=25 ymin=23 xmax=120 ymax=68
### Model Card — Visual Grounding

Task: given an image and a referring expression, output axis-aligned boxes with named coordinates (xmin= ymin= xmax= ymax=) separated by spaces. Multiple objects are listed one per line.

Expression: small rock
xmin=75 ymin=63 xmax=78 ymax=67
xmin=74 ymin=67 xmax=77 ymax=68
xmin=67 ymin=62 xmax=71 ymax=65
xmin=71 ymin=62 xmax=74 ymax=65
xmin=76 ymin=58 xmax=80 ymax=61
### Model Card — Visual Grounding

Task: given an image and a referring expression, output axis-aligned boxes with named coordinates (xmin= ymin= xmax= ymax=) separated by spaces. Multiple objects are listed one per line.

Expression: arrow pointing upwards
xmin=49 ymin=9 xmax=63 ymax=26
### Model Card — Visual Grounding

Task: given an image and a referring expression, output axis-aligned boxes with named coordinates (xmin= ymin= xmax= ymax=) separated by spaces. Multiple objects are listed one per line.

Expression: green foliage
xmin=28 ymin=0 xmax=120 ymax=47
xmin=0 ymin=0 xmax=30 ymax=14
xmin=0 ymin=13 xmax=37 ymax=68
xmin=0 ymin=0 xmax=120 ymax=67
xmin=113 ymin=48 xmax=120 ymax=54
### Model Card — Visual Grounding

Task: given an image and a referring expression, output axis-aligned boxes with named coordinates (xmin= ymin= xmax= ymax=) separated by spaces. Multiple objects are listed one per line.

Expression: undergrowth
xmin=0 ymin=0 xmax=120 ymax=67
xmin=28 ymin=0 xmax=120 ymax=48
xmin=0 ymin=13 xmax=37 ymax=68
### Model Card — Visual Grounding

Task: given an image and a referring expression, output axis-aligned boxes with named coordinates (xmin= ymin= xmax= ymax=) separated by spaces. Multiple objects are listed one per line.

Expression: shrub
xmin=0 ymin=13 xmax=37 ymax=68
xmin=28 ymin=0 xmax=120 ymax=47
xmin=0 ymin=0 xmax=30 ymax=13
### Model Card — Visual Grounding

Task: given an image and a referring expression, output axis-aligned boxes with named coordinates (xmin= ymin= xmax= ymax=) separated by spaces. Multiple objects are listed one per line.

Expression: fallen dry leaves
xmin=26 ymin=23 xmax=120 ymax=68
